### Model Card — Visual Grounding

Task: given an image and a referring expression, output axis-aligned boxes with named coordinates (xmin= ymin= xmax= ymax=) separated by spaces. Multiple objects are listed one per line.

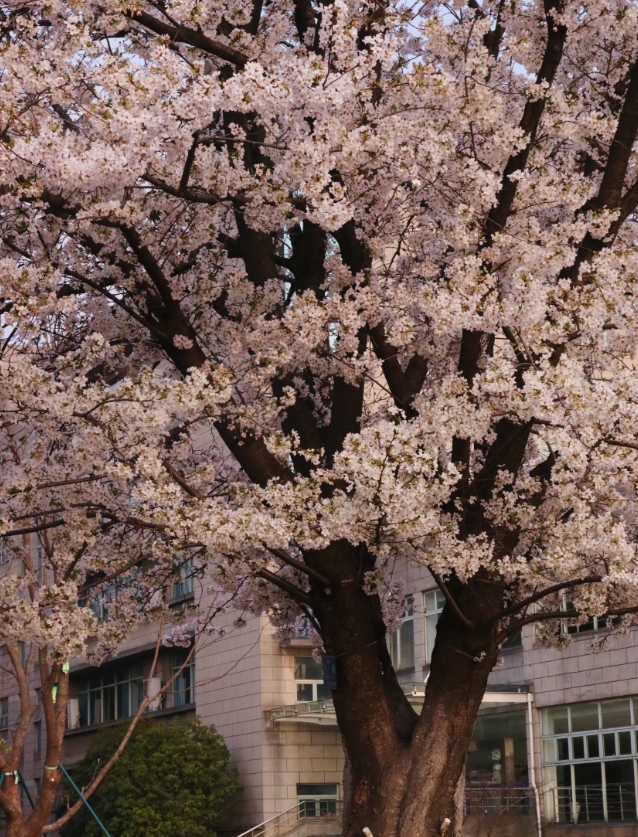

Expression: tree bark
xmin=307 ymin=544 xmax=502 ymax=837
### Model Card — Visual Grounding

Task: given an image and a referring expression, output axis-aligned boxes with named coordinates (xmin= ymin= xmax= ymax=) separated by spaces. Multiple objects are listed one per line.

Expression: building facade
xmin=4 ymin=549 xmax=638 ymax=836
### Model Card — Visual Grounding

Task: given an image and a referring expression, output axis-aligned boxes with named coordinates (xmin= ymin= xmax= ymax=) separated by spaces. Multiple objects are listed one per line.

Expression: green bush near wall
xmin=59 ymin=717 xmax=241 ymax=837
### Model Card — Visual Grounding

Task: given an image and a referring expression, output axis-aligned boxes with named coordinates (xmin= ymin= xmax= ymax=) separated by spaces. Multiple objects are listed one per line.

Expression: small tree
xmin=59 ymin=718 xmax=241 ymax=837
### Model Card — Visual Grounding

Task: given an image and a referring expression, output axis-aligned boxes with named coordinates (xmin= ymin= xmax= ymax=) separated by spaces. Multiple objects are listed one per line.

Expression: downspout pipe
xmin=527 ymin=692 xmax=543 ymax=837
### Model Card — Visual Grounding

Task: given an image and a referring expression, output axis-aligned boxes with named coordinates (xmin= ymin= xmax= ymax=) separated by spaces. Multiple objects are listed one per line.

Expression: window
xmin=35 ymin=535 xmax=44 ymax=584
xmin=0 ymin=697 xmax=8 ymax=740
xmin=387 ymin=596 xmax=415 ymax=671
xmin=501 ymin=629 xmax=522 ymax=649
xmin=297 ymin=784 xmax=338 ymax=817
xmin=424 ymin=589 xmax=445 ymax=664
xmin=294 ymin=656 xmax=332 ymax=703
xmin=34 ymin=778 xmax=41 ymax=799
xmin=171 ymin=558 xmax=194 ymax=600
xmin=34 ymin=720 xmax=41 ymax=755
xmin=542 ymin=699 xmax=638 ymax=824
xmin=561 ymin=600 xmax=607 ymax=635
xmin=0 ymin=537 xmax=8 ymax=565
xmin=87 ymin=581 xmax=123 ymax=621
xmin=422 ymin=589 xmax=521 ymax=662
xmin=77 ymin=665 xmax=144 ymax=727
xmin=172 ymin=649 xmax=195 ymax=707
xmin=18 ymin=641 xmax=27 ymax=670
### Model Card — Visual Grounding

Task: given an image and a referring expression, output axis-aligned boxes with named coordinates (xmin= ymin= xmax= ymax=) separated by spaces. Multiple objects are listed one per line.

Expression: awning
xmin=267 ymin=683 xmax=531 ymax=726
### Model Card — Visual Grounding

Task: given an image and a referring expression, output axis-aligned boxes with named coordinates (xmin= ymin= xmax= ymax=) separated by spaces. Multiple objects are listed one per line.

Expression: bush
xmin=59 ymin=717 xmax=241 ymax=837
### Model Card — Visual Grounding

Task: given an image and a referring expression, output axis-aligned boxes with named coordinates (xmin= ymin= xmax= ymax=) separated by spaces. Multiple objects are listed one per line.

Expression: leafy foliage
xmin=59 ymin=718 xmax=241 ymax=837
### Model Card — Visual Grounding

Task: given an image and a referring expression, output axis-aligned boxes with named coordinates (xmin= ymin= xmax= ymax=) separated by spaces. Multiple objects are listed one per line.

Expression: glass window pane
xmin=574 ymin=762 xmax=604 ymax=822
xmin=316 ymin=684 xmax=332 ymax=702
xmin=618 ymin=731 xmax=632 ymax=755
xmin=297 ymin=684 xmax=314 ymax=702
xmin=603 ymin=733 xmax=616 ymax=756
xmin=294 ymin=657 xmax=323 ymax=681
xmin=543 ymin=706 xmax=569 ymax=736
xmin=297 ymin=784 xmax=338 ymax=797
xmin=131 ymin=679 xmax=143 ymax=714
xmin=78 ymin=693 xmax=89 ymax=727
xmin=89 ymin=691 xmax=101 ymax=725
xmin=587 ymin=735 xmax=600 ymax=758
xmin=573 ymin=737 xmax=585 ymax=759
xmin=605 ymin=760 xmax=636 ymax=822
xmin=103 ymin=685 xmax=116 ymax=722
xmin=387 ymin=632 xmax=399 ymax=667
xmin=601 ymin=700 xmax=631 ymax=730
xmin=543 ymin=739 xmax=556 ymax=764
xmin=571 ymin=703 xmax=600 ymax=732
xmin=553 ymin=765 xmax=572 ymax=823
xmin=425 ymin=614 xmax=438 ymax=664
xmin=118 ymin=682 xmax=130 ymax=718
xmin=424 ymin=591 xmax=438 ymax=613
xmin=300 ymin=800 xmax=316 ymax=817
xmin=557 ymin=738 xmax=569 ymax=761
xmin=500 ymin=630 xmax=522 ymax=649
xmin=399 ymin=619 xmax=414 ymax=669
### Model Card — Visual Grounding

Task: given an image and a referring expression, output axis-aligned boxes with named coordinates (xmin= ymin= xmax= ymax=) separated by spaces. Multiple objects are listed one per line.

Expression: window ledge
xmin=64 ymin=702 xmax=196 ymax=737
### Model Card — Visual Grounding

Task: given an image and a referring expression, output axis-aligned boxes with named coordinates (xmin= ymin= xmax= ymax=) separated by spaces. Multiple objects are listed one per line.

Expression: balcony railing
xmin=464 ymin=786 xmax=533 ymax=817
xmin=549 ymin=783 xmax=637 ymax=823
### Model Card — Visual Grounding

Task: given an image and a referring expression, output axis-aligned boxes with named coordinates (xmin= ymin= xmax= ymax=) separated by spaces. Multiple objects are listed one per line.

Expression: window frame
xmin=296 ymin=783 xmax=339 ymax=818
xmin=76 ymin=665 xmax=144 ymax=727
xmin=424 ymin=588 xmax=446 ymax=665
xmin=170 ymin=557 xmax=195 ymax=601
xmin=0 ymin=696 xmax=8 ymax=737
xmin=294 ymin=656 xmax=331 ymax=703
xmin=542 ymin=699 xmax=638 ymax=824
xmin=172 ymin=649 xmax=195 ymax=707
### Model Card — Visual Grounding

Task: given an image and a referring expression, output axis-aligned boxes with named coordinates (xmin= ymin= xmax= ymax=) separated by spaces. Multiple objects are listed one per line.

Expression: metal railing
xmin=267 ymin=700 xmax=335 ymax=722
xmin=464 ymin=786 xmax=533 ymax=817
xmin=235 ymin=800 xmax=342 ymax=837
xmin=549 ymin=783 xmax=637 ymax=823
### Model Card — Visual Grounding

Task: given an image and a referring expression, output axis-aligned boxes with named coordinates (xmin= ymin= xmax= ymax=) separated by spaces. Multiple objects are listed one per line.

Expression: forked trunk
xmin=308 ymin=543 xmax=503 ymax=837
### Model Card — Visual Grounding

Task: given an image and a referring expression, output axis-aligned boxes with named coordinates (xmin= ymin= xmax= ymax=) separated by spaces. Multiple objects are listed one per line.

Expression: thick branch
xmin=264 ymin=544 xmax=331 ymax=589
xmin=255 ymin=568 xmax=312 ymax=605
xmin=429 ymin=570 xmax=473 ymax=629
xmin=498 ymin=575 xmax=603 ymax=620
xmin=128 ymin=11 xmax=248 ymax=67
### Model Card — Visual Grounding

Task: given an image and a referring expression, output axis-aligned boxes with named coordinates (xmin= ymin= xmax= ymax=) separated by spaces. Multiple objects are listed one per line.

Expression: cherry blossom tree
xmin=3 ymin=0 xmax=638 ymax=834
xmin=0 ymin=364 xmax=215 ymax=837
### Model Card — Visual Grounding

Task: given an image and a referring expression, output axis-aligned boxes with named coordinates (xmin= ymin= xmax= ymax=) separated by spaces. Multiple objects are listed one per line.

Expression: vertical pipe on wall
xmin=527 ymin=692 xmax=543 ymax=837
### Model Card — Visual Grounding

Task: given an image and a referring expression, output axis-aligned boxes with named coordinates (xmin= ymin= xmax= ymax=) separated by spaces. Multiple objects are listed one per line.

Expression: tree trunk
xmin=308 ymin=543 xmax=502 ymax=837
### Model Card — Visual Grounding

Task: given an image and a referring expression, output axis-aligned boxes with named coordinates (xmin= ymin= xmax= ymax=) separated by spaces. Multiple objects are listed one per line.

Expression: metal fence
xmin=550 ymin=782 xmax=637 ymax=824
xmin=464 ymin=786 xmax=534 ymax=818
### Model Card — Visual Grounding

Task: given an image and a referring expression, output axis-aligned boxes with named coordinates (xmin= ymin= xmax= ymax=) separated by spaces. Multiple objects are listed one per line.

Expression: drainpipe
xmin=526 ymin=692 xmax=543 ymax=837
